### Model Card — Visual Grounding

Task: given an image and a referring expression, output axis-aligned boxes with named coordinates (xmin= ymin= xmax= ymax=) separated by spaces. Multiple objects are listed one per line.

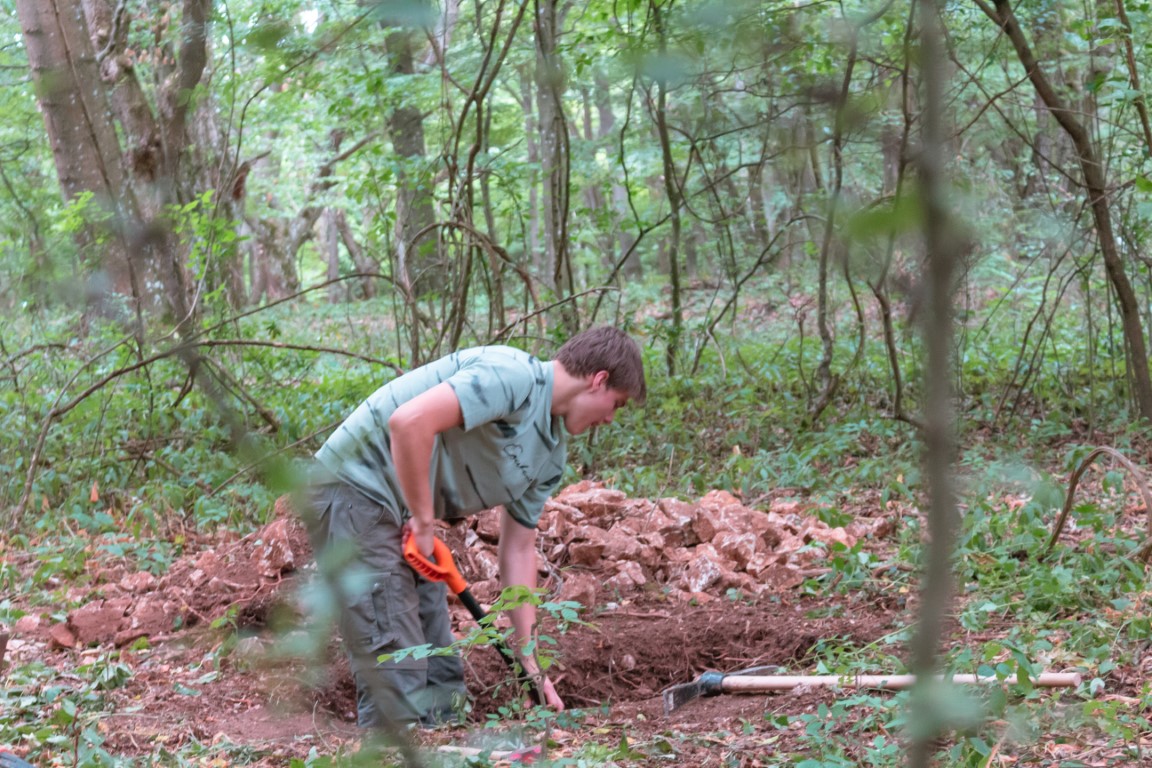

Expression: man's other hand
xmin=539 ymin=675 xmax=565 ymax=711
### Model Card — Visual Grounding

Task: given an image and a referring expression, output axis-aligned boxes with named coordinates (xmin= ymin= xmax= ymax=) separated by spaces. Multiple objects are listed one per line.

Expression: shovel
xmin=662 ymin=670 xmax=1083 ymax=714
xmin=403 ymin=534 xmax=543 ymax=706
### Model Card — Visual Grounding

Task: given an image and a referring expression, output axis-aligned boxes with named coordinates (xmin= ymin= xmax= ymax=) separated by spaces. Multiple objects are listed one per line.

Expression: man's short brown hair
xmin=555 ymin=326 xmax=647 ymax=405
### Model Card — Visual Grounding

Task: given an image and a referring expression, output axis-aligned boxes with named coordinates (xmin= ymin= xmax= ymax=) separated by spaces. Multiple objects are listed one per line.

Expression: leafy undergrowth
xmin=2 ymin=460 xmax=1151 ymax=767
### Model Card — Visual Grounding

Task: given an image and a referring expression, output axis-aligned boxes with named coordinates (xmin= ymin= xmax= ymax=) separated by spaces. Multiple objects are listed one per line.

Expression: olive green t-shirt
xmin=314 ymin=346 xmax=567 ymax=528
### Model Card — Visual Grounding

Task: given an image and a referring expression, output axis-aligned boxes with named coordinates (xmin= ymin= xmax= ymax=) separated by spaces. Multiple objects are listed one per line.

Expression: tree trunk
xmin=977 ymin=0 xmax=1152 ymax=420
xmin=518 ymin=64 xmax=542 ymax=272
xmin=186 ymin=96 xmax=247 ymax=309
xmin=322 ymin=209 xmax=343 ymax=303
xmin=386 ymin=25 xmax=440 ymax=298
xmin=595 ymin=70 xmax=639 ymax=278
xmin=334 ymin=210 xmax=379 ymax=300
xmin=811 ymin=29 xmax=859 ymax=424
xmin=579 ymin=84 xmax=611 ymax=271
xmin=107 ymin=0 xmax=209 ymax=328
xmin=16 ymin=0 xmax=137 ymax=310
xmin=480 ymin=106 xmax=507 ymax=337
xmin=650 ymin=0 xmax=683 ymax=376
xmin=245 ymin=142 xmax=298 ymax=304
xmin=18 ymin=0 xmax=216 ymax=329
xmin=1113 ymin=0 xmax=1152 ymax=154
xmin=533 ymin=0 xmax=575 ymax=332
xmin=747 ymin=161 xmax=770 ymax=247
xmin=1017 ymin=11 xmax=1071 ymax=202
xmin=248 ymin=217 xmax=295 ymax=303
xmin=907 ymin=1 xmax=961 ymax=765
xmin=684 ymin=220 xmax=701 ymax=279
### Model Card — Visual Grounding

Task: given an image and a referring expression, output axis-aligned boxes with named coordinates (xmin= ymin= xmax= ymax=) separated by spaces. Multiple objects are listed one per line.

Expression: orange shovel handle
xmin=403 ymin=534 xmax=469 ymax=595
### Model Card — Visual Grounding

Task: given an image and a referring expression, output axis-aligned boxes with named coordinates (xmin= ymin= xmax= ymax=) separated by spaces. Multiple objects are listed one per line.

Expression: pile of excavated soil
xmin=21 ymin=482 xmax=897 ymax=658
xmin=4 ymin=482 xmax=906 ymax=761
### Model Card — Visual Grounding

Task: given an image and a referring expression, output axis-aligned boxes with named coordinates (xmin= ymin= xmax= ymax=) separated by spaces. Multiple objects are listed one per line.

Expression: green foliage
xmin=0 ymin=655 xmax=132 ymax=766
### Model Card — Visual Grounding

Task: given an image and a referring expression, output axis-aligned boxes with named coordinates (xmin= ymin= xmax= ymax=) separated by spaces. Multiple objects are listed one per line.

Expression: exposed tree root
xmin=1043 ymin=446 xmax=1152 ymax=564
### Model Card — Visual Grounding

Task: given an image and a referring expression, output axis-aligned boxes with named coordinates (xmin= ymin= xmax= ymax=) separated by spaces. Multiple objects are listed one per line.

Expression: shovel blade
xmin=661 ymin=679 xmax=704 ymax=715
xmin=661 ymin=671 xmax=726 ymax=715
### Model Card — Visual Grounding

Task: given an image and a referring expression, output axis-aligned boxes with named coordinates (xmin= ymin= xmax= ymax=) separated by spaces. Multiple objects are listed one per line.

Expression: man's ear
xmin=591 ymin=370 xmax=611 ymax=389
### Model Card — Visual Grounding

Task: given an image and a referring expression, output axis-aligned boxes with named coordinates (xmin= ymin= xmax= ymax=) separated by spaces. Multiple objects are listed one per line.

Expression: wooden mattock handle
xmin=720 ymin=672 xmax=1083 ymax=693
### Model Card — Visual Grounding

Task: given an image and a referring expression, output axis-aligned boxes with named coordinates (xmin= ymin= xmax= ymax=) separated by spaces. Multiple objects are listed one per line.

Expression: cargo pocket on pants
xmin=345 ymin=572 xmax=424 ymax=670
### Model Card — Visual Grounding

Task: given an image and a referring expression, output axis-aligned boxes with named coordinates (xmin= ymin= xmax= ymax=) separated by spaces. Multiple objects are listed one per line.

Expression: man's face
xmin=564 ymin=372 xmax=630 ymax=435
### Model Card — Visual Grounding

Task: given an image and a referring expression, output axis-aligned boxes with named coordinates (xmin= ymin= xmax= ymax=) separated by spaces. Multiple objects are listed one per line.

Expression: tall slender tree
xmin=534 ymin=0 xmax=575 ymax=333
xmin=381 ymin=9 xmax=441 ymax=299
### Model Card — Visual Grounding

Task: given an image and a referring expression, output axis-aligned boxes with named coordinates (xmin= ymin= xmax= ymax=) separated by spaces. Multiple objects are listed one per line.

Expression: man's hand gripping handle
xmin=403 ymin=534 xmax=468 ymax=595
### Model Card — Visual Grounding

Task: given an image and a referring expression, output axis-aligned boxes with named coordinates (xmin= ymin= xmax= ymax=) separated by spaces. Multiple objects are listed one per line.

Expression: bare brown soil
xmin=465 ymin=592 xmax=897 ymax=715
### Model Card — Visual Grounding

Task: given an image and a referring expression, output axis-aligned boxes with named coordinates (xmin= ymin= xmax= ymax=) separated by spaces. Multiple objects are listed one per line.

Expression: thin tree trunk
xmin=595 ymin=70 xmax=639 ymax=278
xmin=440 ymin=0 xmax=524 ymax=349
xmin=480 ymin=117 xmax=506 ymax=336
xmin=907 ymin=0 xmax=961 ymax=764
xmin=872 ymin=1 xmax=921 ymax=429
xmin=247 ymin=216 xmax=294 ymax=303
xmin=519 ymin=64 xmax=542 ymax=271
xmin=322 ymin=209 xmax=342 ymax=303
xmin=1114 ymin=0 xmax=1152 ymax=154
xmin=333 ymin=210 xmax=379 ymax=300
xmin=810 ymin=31 xmax=858 ymax=424
xmin=385 ymin=23 xmax=440 ymax=298
xmin=651 ymin=0 xmax=683 ymax=376
xmin=579 ymin=84 xmax=612 ymax=271
xmin=533 ymin=0 xmax=575 ymax=333
xmin=747 ymin=161 xmax=769 ymax=246
xmin=187 ymin=96 xmax=247 ymax=309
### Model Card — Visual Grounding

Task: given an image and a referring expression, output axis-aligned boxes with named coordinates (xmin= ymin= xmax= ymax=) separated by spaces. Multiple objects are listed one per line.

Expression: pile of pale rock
xmin=453 ymin=481 xmax=892 ymax=611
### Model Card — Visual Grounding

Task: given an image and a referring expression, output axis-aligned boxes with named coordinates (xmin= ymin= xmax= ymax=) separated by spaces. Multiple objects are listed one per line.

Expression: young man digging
xmin=304 ymin=327 xmax=646 ymax=728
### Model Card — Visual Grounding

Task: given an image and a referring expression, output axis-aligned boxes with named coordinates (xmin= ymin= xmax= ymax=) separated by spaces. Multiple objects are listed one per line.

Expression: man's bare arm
xmin=388 ymin=382 xmax=464 ymax=557
xmin=499 ymin=509 xmax=565 ymax=710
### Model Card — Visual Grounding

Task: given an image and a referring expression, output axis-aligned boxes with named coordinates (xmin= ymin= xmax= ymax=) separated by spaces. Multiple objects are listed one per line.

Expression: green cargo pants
xmin=305 ymin=480 xmax=466 ymax=728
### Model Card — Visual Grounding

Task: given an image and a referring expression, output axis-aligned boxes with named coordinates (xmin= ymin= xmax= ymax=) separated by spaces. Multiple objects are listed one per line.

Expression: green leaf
xmin=844 ymin=195 xmax=921 ymax=241
xmin=612 ymin=734 xmax=647 ymax=760
xmin=967 ymin=736 xmax=991 ymax=756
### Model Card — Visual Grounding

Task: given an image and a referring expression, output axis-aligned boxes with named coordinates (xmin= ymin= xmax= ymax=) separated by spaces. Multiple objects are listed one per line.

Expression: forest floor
xmin=2 ymin=481 xmax=1149 ymax=767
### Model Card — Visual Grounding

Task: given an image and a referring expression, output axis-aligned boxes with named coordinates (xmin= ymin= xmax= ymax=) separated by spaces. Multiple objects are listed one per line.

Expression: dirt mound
xmin=35 ymin=481 xmax=893 ymax=653
xmin=32 ymin=498 xmax=310 ymax=649
xmin=445 ymin=481 xmax=895 ymax=609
